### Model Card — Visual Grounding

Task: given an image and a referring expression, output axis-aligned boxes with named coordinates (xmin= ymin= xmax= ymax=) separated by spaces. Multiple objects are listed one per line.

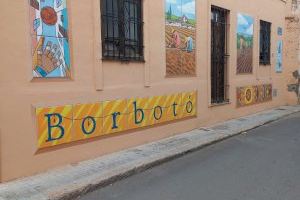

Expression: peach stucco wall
xmin=285 ymin=0 xmax=300 ymax=104
xmin=0 ymin=0 xmax=292 ymax=182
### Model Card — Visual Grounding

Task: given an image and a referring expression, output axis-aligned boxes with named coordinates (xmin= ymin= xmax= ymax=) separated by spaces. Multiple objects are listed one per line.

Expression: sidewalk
xmin=1 ymin=106 xmax=300 ymax=200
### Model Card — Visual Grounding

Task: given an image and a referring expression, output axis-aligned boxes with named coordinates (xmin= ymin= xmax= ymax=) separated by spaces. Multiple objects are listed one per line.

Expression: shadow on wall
xmin=287 ymin=70 xmax=300 ymax=104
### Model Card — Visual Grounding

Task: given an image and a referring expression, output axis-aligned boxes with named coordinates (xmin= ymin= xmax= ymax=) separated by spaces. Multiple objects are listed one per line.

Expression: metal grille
xmin=260 ymin=20 xmax=271 ymax=65
xmin=211 ymin=6 xmax=230 ymax=104
xmin=101 ymin=0 xmax=144 ymax=61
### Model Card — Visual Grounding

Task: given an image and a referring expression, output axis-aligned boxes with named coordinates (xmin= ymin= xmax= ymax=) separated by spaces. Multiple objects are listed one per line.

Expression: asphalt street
xmin=79 ymin=112 xmax=300 ymax=200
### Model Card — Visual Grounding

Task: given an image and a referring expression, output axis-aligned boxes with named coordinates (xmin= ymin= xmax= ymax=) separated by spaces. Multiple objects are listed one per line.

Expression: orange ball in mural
xmin=41 ymin=7 xmax=57 ymax=26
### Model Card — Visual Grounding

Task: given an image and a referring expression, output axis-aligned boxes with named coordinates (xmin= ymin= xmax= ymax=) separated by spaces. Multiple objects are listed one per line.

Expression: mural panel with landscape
xmin=165 ymin=0 xmax=196 ymax=76
xmin=276 ymin=40 xmax=283 ymax=73
xmin=237 ymin=13 xmax=254 ymax=74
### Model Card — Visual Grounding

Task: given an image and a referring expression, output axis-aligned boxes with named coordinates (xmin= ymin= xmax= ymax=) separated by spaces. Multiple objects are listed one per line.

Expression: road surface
xmin=79 ymin=112 xmax=300 ymax=200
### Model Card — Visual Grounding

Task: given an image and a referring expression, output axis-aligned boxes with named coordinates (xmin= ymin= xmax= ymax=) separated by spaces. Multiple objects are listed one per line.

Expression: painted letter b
xmin=45 ymin=113 xmax=65 ymax=142
xmin=133 ymin=101 xmax=144 ymax=125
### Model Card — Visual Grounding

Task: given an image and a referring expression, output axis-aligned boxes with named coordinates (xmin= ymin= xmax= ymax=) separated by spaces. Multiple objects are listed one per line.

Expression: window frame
xmin=100 ymin=0 xmax=144 ymax=62
xmin=259 ymin=20 xmax=272 ymax=66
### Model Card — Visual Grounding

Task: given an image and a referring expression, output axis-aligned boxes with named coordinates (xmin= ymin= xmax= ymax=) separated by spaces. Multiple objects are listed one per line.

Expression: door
xmin=211 ymin=6 xmax=229 ymax=104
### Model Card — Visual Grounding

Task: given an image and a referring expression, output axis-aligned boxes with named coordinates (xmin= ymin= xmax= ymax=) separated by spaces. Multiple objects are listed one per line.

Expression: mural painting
xmin=276 ymin=40 xmax=283 ymax=73
xmin=165 ymin=0 xmax=196 ymax=76
xmin=30 ymin=0 xmax=71 ymax=78
xmin=277 ymin=27 xmax=283 ymax=36
xmin=237 ymin=84 xmax=272 ymax=107
xmin=237 ymin=13 xmax=254 ymax=74
xmin=36 ymin=91 xmax=197 ymax=149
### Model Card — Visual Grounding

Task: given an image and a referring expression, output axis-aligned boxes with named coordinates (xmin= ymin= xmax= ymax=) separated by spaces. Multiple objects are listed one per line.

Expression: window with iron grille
xmin=100 ymin=0 xmax=144 ymax=61
xmin=211 ymin=6 xmax=230 ymax=104
xmin=260 ymin=20 xmax=271 ymax=65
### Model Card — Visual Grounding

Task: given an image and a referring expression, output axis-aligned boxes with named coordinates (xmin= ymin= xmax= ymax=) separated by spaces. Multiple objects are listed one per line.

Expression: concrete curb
xmin=0 ymin=106 xmax=300 ymax=200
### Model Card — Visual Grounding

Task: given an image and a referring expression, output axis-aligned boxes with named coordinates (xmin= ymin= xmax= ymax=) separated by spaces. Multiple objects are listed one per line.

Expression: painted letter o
xmin=81 ymin=116 xmax=96 ymax=135
xmin=186 ymin=101 xmax=193 ymax=114
xmin=153 ymin=106 xmax=163 ymax=120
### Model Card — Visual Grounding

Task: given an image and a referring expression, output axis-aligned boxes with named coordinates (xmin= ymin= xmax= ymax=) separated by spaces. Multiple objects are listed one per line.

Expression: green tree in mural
xmin=167 ymin=5 xmax=172 ymax=20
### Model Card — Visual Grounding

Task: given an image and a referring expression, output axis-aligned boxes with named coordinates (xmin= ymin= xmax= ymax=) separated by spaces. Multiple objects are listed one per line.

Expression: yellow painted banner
xmin=35 ymin=91 xmax=197 ymax=149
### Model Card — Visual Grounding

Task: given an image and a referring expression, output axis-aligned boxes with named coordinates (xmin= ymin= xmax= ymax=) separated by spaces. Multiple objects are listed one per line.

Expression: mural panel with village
xmin=165 ymin=0 xmax=196 ymax=76
xmin=237 ymin=13 xmax=254 ymax=74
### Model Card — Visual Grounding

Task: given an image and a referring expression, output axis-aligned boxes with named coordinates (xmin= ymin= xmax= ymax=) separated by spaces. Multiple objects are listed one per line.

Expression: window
xmin=100 ymin=0 xmax=144 ymax=61
xmin=292 ymin=0 xmax=299 ymax=11
xmin=260 ymin=20 xmax=271 ymax=65
xmin=211 ymin=6 xmax=230 ymax=104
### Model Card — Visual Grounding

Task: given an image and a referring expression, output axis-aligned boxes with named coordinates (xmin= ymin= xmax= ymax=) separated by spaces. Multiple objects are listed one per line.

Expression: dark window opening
xmin=211 ymin=6 xmax=230 ymax=104
xmin=260 ymin=20 xmax=271 ymax=65
xmin=100 ymin=0 xmax=144 ymax=61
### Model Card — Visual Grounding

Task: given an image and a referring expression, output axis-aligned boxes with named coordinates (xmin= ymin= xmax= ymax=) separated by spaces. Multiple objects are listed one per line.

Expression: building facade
xmin=285 ymin=0 xmax=300 ymax=103
xmin=0 ymin=0 xmax=296 ymax=182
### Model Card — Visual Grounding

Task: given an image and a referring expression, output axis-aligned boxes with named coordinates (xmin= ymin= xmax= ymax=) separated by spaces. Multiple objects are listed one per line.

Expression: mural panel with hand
xmin=30 ymin=0 xmax=70 ymax=78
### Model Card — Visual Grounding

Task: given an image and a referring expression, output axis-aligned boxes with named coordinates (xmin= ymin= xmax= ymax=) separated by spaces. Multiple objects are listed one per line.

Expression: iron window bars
xmin=260 ymin=20 xmax=271 ymax=65
xmin=211 ymin=6 xmax=230 ymax=104
xmin=100 ymin=0 xmax=144 ymax=61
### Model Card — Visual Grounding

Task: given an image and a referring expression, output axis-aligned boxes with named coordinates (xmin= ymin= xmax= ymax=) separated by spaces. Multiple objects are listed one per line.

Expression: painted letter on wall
xmin=165 ymin=0 xmax=196 ymax=76
xmin=30 ymin=0 xmax=71 ymax=78
xmin=237 ymin=13 xmax=254 ymax=74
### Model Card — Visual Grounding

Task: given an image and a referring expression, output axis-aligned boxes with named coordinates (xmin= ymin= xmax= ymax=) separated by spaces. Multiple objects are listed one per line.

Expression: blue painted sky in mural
xmin=40 ymin=0 xmax=62 ymax=76
xmin=165 ymin=0 xmax=196 ymax=20
xmin=39 ymin=0 xmax=69 ymax=77
xmin=237 ymin=13 xmax=254 ymax=36
xmin=41 ymin=0 xmax=57 ymax=47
